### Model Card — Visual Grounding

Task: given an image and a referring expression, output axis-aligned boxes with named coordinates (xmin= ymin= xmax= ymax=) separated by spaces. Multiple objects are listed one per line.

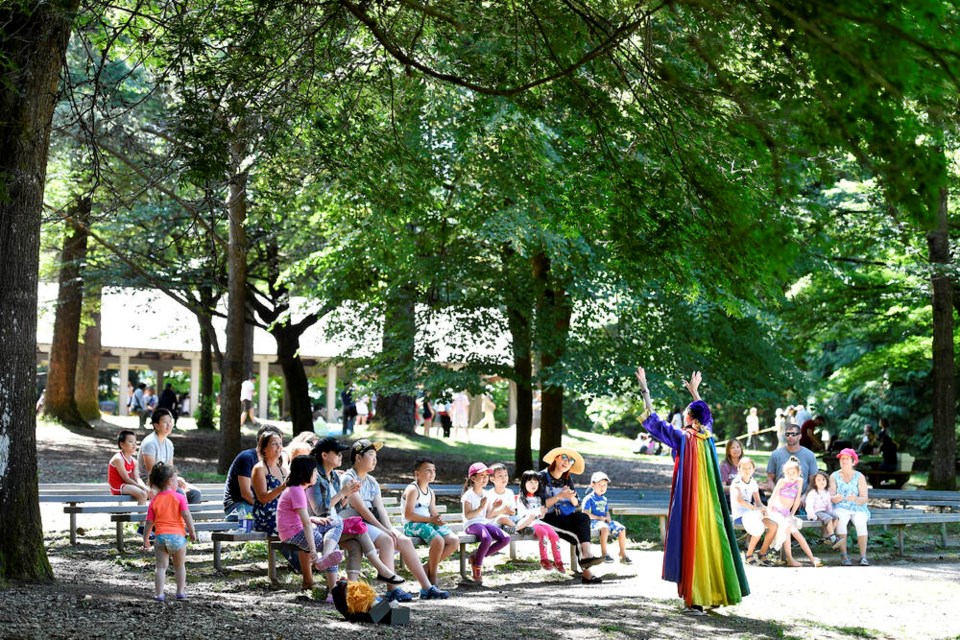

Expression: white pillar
xmin=189 ymin=354 xmax=200 ymax=419
xmin=118 ymin=352 xmax=131 ymax=415
xmin=508 ymin=381 xmax=517 ymax=428
xmin=258 ymin=359 xmax=270 ymax=420
xmin=326 ymin=364 xmax=337 ymax=423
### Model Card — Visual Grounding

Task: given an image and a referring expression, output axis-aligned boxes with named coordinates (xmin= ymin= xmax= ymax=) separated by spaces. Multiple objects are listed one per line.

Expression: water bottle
xmin=243 ymin=513 xmax=254 ymax=533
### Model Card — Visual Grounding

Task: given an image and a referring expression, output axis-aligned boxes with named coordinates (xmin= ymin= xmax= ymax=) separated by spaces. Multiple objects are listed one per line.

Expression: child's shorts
xmin=814 ymin=511 xmax=839 ymax=523
xmin=403 ymin=521 xmax=452 ymax=543
xmin=154 ymin=533 xmax=187 ymax=553
xmin=589 ymin=519 xmax=625 ymax=536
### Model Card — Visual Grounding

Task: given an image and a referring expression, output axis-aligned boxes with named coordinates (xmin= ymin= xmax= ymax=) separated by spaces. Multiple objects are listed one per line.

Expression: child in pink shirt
xmin=277 ymin=455 xmax=344 ymax=590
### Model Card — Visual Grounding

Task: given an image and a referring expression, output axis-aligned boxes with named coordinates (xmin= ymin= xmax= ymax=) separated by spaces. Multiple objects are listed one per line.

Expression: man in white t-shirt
xmin=240 ymin=374 xmax=256 ymax=427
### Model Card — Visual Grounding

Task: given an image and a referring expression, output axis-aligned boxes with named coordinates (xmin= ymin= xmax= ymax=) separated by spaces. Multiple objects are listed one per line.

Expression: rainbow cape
xmin=644 ymin=411 xmax=749 ymax=607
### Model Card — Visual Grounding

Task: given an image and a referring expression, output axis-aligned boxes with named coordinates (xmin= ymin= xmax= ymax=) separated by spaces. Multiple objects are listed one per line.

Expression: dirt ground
xmin=4 ymin=419 xmax=960 ymax=640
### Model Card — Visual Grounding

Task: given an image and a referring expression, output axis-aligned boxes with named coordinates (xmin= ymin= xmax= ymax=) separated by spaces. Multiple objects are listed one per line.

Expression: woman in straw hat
xmin=536 ymin=447 xmax=605 ymax=584
xmin=636 ymin=368 xmax=749 ymax=615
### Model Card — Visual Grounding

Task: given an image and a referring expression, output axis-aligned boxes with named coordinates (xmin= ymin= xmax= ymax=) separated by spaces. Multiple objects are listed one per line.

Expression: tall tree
xmin=43 ymin=203 xmax=92 ymax=428
xmin=0 ymin=0 xmax=79 ymax=582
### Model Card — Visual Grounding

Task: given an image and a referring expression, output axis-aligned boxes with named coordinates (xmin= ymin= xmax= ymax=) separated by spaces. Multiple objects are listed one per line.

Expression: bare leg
xmin=172 ymin=546 xmax=188 ymax=596
xmin=745 ymin=534 xmax=761 ymax=557
xmin=791 ymin=530 xmax=819 ymax=565
xmin=598 ymin=526 xmax=609 ymax=556
xmin=155 ymin=549 xmax=170 ymax=597
xmin=298 ymin=550 xmax=315 ymax=590
xmin=856 ymin=534 xmax=868 ymax=559
xmin=617 ymin=529 xmax=628 ymax=557
xmin=396 ymin=536 xmax=431 ymax=589
xmin=757 ymin=522 xmax=778 ymax=555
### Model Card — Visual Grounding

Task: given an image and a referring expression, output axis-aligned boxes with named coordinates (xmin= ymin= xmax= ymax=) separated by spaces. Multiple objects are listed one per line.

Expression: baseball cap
xmin=313 ymin=437 xmax=350 ymax=455
xmin=591 ymin=472 xmax=610 ymax=484
xmin=350 ymin=439 xmax=383 ymax=461
xmin=468 ymin=462 xmax=489 ymax=477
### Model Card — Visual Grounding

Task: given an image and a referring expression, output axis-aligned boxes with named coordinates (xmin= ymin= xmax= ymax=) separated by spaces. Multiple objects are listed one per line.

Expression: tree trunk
xmin=43 ymin=201 xmax=91 ymax=428
xmin=532 ymin=252 xmax=571 ymax=456
xmin=926 ymin=176 xmax=957 ymax=490
xmin=274 ymin=323 xmax=314 ymax=434
xmin=75 ymin=283 xmax=102 ymax=421
xmin=378 ymin=284 xmax=417 ymax=434
xmin=503 ymin=244 xmax=533 ymax=475
xmin=0 ymin=0 xmax=78 ymax=582
xmin=219 ymin=153 xmax=248 ymax=473
xmin=196 ymin=285 xmax=218 ymax=429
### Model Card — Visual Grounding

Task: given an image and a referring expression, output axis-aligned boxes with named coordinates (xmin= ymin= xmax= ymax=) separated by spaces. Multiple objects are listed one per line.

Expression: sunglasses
xmin=785 ymin=432 xmax=800 ymax=437
xmin=558 ymin=454 xmax=574 ymax=462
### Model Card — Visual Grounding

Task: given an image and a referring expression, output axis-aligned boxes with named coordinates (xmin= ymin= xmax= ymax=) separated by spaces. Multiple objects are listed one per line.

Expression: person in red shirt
xmin=108 ymin=430 xmax=149 ymax=505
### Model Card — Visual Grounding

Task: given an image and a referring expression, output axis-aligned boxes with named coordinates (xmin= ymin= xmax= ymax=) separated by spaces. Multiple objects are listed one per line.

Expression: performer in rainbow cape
xmin=636 ymin=367 xmax=749 ymax=615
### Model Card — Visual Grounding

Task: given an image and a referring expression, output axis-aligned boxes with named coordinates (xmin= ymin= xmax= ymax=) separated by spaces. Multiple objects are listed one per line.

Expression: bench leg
xmin=509 ymin=539 xmax=516 ymax=560
xmin=267 ymin=540 xmax=277 ymax=582
xmin=942 ymin=523 xmax=948 ymax=549
xmin=896 ymin=526 xmax=904 ymax=557
xmin=570 ymin=543 xmax=578 ymax=573
xmin=658 ymin=516 xmax=667 ymax=544
xmin=459 ymin=542 xmax=468 ymax=580
xmin=116 ymin=522 xmax=124 ymax=553
xmin=69 ymin=509 xmax=77 ymax=545
xmin=213 ymin=540 xmax=222 ymax=571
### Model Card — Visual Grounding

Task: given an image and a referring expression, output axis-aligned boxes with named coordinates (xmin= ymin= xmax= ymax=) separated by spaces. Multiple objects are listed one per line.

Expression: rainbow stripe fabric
xmin=644 ymin=411 xmax=749 ymax=608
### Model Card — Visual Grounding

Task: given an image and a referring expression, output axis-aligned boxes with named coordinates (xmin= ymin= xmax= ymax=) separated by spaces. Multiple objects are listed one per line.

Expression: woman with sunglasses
xmin=636 ymin=368 xmax=749 ymax=615
xmin=536 ymin=448 xmax=605 ymax=584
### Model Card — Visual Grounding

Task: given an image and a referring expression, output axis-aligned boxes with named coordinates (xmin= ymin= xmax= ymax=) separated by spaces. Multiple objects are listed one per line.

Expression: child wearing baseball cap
xmin=582 ymin=471 xmax=631 ymax=564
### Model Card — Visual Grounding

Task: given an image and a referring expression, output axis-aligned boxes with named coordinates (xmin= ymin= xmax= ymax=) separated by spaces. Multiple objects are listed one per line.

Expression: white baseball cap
xmin=590 ymin=471 xmax=610 ymax=484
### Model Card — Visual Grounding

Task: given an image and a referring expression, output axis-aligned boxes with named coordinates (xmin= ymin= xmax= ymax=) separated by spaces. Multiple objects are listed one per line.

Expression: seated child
xmin=109 ymin=429 xmax=150 ymax=505
xmin=462 ymin=462 xmax=511 ymax=584
xmin=400 ymin=457 xmax=456 ymax=597
xmin=766 ymin=456 xmax=821 ymax=567
xmin=516 ymin=470 xmax=564 ymax=573
xmin=143 ymin=462 xmax=197 ymax=602
xmin=804 ymin=470 xmax=839 ymax=546
xmin=582 ymin=472 xmax=631 ymax=564
xmin=277 ymin=455 xmax=345 ymax=590
xmin=485 ymin=463 xmax=517 ymax=532
xmin=728 ymin=457 xmax=770 ymax=565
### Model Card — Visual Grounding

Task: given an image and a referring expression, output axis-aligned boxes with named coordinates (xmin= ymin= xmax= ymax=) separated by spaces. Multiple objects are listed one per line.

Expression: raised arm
xmin=636 ymin=367 xmax=653 ymax=414
xmin=683 ymin=371 xmax=702 ymax=402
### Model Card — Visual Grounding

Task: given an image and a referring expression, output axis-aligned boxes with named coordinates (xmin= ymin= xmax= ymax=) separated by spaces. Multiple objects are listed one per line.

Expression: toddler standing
xmin=143 ymin=463 xmax=197 ymax=602
xmin=461 ymin=462 xmax=511 ymax=584
xmin=582 ymin=472 xmax=632 ymax=564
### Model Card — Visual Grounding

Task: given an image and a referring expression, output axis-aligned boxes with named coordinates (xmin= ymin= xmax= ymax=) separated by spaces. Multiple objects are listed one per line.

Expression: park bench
xmin=870 ymin=489 xmax=960 ymax=510
xmin=109 ymin=502 xmax=228 ymax=551
xmin=40 ymin=484 xmax=224 ymax=544
xmin=733 ymin=507 xmax=960 ymax=556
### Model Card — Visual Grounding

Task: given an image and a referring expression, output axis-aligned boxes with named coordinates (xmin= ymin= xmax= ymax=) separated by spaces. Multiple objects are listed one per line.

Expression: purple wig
xmin=686 ymin=400 xmax=713 ymax=429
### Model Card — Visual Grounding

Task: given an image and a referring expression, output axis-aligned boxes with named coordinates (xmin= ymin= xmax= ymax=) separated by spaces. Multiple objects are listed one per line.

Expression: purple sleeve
xmin=643 ymin=412 xmax=682 ymax=450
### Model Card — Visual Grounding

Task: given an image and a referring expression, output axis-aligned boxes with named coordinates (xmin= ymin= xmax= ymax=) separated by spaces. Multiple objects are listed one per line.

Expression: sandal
xmin=811 ymin=558 xmax=822 ymax=567
xmin=581 ymin=574 xmax=603 ymax=584
xmin=376 ymin=573 xmax=405 ymax=585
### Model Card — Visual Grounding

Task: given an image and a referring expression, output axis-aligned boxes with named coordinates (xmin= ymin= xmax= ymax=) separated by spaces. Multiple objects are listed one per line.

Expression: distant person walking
xmin=745 ymin=407 xmax=760 ymax=449
xmin=240 ymin=374 xmax=256 ymax=428
xmin=340 ymin=382 xmax=357 ymax=436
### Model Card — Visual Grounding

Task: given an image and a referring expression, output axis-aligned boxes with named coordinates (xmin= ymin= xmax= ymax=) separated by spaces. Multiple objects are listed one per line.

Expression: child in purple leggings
xmin=461 ymin=462 xmax=511 ymax=584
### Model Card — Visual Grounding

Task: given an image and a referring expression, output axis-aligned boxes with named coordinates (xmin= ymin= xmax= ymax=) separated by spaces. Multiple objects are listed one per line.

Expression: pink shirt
xmin=277 ymin=484 xmax=308 ymax=541
xmin=804 ymin=489 xmax=833 ymax=519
